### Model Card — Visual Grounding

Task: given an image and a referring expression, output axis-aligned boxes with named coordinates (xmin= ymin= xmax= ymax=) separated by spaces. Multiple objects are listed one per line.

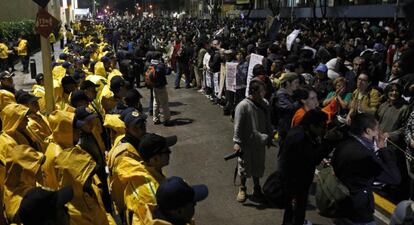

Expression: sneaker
xmin=174 ymin=86 xmax=181 ymax=89
xmin=197 ymin=89 xmax=204 ymax=93
xmin=237 ymin=186 xmax=247 ymax=203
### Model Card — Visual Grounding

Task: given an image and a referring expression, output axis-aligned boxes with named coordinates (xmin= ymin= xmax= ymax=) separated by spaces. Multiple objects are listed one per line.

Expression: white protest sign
xmin=214 ymin=72 xmax=220 ymax=95
xmin=218 ymin=64 xmax=226 ymax=99
xmin=203 ymin=53 xmax=211 ymax=69
xmin=225 ymin=62 xmax=238 ymax=92
xmin=286 ymin=29 xmax=300 ymax=51
xmin=206 ymin=71 xmax=212 ymax=88
xmin=245 ymin=53 xmax=264 ymax=97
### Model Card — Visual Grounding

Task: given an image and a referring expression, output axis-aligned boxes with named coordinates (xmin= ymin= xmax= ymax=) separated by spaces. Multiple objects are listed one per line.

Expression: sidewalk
xmin=14 ymin=42 xmax=63 ymax=91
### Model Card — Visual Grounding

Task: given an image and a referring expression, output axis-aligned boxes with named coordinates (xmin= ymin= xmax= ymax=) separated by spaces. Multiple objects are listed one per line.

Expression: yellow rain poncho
xmin=2 ymin=145 xmax=44 ymax=222
xmin=44 ymin=110 xmax=110 ymax=225
xmin=124 ymin=165 xmax=165 ymax=225
xmin=1 ymin=103 xmax=31 ymax=145
xmin=32 ymin=84 xmax=46 ymax=114
xmin=0 ymin=104 xmax=44 ymax=222
xmin=107 ymin=69 xmax=122 ymax=84
xmin=100 ymin=84 xmax=117 ymax=114
xmin=0 ymin=151 xmax=5 ymax=224
xmin=94 ymin=61 xmax=107 ymax=78
xmin=0 ymin=89 xmax=15 ymax=112
xmin=107 ymin=141 xmax=142 ymax=218
xmin=16 ymin=39 xmax=28 ymax=56
xmin=52 ymin=65 xmax=67 ymax=81
xmin=56 ymin=146 xmax=110 ymax=225
xmin=103 ymin=114 xmax=125 ymax=145
xmin=26 ymin=112 xmax=52 ymax=152
xmin=42 ymin=110 xmax=75 ymax=190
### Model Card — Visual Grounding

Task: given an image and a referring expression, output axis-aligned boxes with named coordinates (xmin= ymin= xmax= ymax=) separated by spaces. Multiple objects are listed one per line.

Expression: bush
xmin=0 ymin=20 xmax=40 ymax=55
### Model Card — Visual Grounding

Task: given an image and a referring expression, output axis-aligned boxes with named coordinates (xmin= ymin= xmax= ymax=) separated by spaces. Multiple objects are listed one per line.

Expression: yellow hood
xmin=107 ymin=69 xmax=122 ymax=83
xmin=95 ymin=61 xmax=107 ymax=77
xmin=0 ymin=89 xmax=16 ymax=112
xmin=1 ymin=103 xmax=29 ymax=134
xmin=3 ymin=144 xmax=44 ymax=221
xmin=52 ymin=65 xmax=67 ymax=81
xmin=104 ymin=114 xmax=125 ymax=135
xmin=47 ymin=110 xmax=75 ymax=149
xmin=55 ymin=145 xmax=96 ymax=187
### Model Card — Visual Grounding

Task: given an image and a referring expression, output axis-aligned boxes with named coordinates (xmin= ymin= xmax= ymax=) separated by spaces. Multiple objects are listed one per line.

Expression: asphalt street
xmin=136 ymin=76 xmax=333 ymax=225
xmin=14 ymin=43 xmax=334 ymax=225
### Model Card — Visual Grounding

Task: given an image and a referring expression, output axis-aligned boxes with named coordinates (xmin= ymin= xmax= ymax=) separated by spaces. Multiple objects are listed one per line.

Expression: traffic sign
xmin=33 ymin=0 xmax=50 ymax=8
xmin=35 ymin=9 xmax=60 ymax=38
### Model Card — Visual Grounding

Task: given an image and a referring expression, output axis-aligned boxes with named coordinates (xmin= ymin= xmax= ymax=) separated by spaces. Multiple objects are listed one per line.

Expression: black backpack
xmin=262 ymin=170 xmax=288 ymax=209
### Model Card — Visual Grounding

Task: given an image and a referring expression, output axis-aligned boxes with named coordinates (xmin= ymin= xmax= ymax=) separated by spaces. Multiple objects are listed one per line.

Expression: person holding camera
xmin=233 ymin=79 xmax=272 ymax=203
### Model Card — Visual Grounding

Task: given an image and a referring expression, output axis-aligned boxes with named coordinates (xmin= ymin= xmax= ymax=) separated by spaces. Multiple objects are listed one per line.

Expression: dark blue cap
xmin=122 ymin=109 xmax=147 ymax=127
xmin=156 ymin=176 xmax=208 ymax=211
xmin=62 ymin=61 xmax=72 ymax=69
xmin=138 ymin=133 xmax=177 ymax=161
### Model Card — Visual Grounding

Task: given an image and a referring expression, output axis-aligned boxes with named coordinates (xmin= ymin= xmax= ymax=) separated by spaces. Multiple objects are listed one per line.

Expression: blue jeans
xmin=175 ymin=62 xmax=190 ymax=88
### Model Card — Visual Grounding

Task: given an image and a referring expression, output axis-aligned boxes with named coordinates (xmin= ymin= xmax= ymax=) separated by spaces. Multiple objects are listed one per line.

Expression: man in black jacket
xmin=332 ymin=113 xmax=401 ymax=225
xmin=279 ymin=109 xmax=338 ymax=225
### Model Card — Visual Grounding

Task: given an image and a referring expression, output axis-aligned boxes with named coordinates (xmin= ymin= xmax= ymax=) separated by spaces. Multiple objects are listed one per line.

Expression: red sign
xmin=35 ymin=9 xmax=60 ymax=38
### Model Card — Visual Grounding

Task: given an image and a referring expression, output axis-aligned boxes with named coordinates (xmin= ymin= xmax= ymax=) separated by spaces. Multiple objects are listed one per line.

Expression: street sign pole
xmin=38 ymin=6 xmax=55 ymax=114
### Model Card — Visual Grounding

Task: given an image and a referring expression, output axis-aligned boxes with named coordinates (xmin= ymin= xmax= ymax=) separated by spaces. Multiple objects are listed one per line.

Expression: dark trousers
xmin=282 ymin=187 xmax=309 ymax=225
xmin=60 ymin=38 xmax=64 ymax=49
xmin=0 ymin=59 xmax=7 ymax=71
xmin=21 ymin=55 xmax=29 ymax=72
xmin=175 ymin=62 xmax=191 ymax=88
xmin=50 ymin=43 xmax=54 ymax=53
xmin=8 ymin=55 xmax=15 ymax=71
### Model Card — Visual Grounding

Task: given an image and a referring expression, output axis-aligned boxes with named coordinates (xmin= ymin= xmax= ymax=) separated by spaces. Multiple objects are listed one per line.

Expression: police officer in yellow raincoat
xmin=16 ymin=90 xmax=51 ymax=153
xmin=139 ymin=176 xmax=208 ymax=225
xmin=42 ymin=110 xmax=113 ymax=225
xmin=0 ymin=103 xmax=45 ymax=223
xmin=124 ymin=133 xmax=177 ymax=225
xmin=0 ymin=71 xmax=16 ymax=112
xmin=32 ymin=73 xmax=46 ymax=114
xmin=107 ymin=109 xmax=147 ymax=223
xmin=15 ymin=33 xmax=29 ymax=73
xmin=74 ymin=106 xmax=112 ymax=213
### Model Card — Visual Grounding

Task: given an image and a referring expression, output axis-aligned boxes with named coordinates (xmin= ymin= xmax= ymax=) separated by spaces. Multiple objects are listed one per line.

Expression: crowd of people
xmin=0 ymin=13 xmax=414 ymax=225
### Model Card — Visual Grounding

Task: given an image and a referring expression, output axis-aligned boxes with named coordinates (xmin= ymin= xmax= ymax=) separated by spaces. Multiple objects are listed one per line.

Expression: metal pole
xmin=92 ymin=0 xmax=96 ymax=18
xmin=291 ymin=0 xmax=294 ymax=23
xmin=394 ymin=0 xmax=400 ymax=22
xmin=40 ymin=7 xmax=55 ymax=115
